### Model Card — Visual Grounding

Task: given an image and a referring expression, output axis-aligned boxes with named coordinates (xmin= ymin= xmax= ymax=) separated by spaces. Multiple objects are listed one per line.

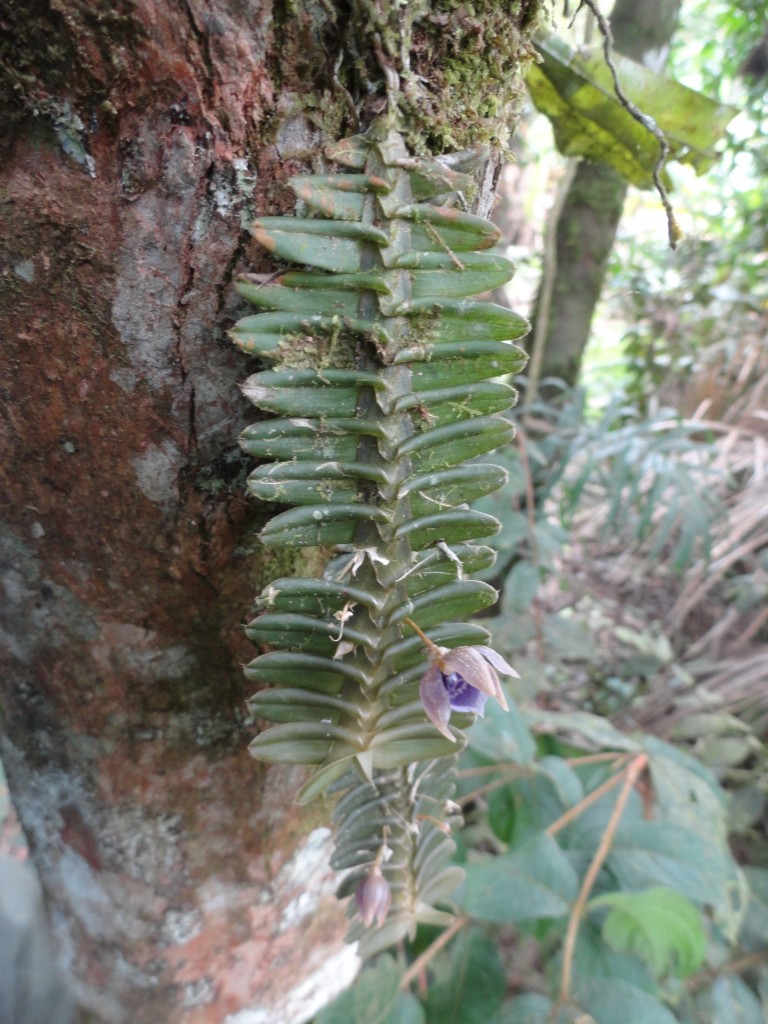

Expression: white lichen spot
xmin=181 ymin=976 xmax=215 ymax=1008
xmin=131 ymin=440 xmax=184 ymax=507
xmin=222 ymin=945 xmax=360 ymax=1024
xmin=161 ymin=907 xmax=203 ymax=946
xmin=13 ymin=259 xmax=35 ymax=283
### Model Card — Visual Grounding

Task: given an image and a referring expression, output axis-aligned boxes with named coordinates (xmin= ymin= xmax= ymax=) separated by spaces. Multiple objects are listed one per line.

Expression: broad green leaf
xmin=573 ymin=977 xmax=680 ymax=1024
xmin=606 ymin=822 xmax=736 ymax=907
xmin=541 ymin=613 xmax=596 ymax=661
xmin=708 ymin=976 xmax=764 ymax=1024
xmin=641 ymin=737 xmax=746 ymax=940
xmin=456 ymin=832 xmax=577 ymax=922
xmin=507 ymin=758 xmax=593 ymax=840
xmin=492 ymin=994 xmax=581 ymax=1024
xmin=524 ymin=708 xmax=641 ymax=753
xmin=424 ymin=928 xmax=506 ymax=1024
xmin=537 ymin=756 xmax=584 ymax=809
xmin=590 ymin=888 xmax=706 ymax=978
xmin=570 ymin=920 xmax=656 ymax=992
xmin=315 ymin=955 xmax=424 ymax=1024
xmin=642 ymin=736 xmax=726 ymax=837
xmin=527 ymin=34 xmax=737 ymax=188
xmin=466 ymin=691 xmax=536 ymax=765
xmin=741 ymin=867 xmax=768 ymax=951
xmin=501 ymin=560 xmax=541 ymax=614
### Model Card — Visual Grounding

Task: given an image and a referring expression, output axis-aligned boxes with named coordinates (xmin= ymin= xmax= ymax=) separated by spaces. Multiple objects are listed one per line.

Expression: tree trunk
xmin=531 ymin=0 xmax=682 ymax=393
xmin=0 ymin=1 xmax=542 ymax=1020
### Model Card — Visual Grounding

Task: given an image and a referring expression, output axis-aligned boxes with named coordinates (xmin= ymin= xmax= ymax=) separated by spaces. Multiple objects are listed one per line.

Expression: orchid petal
xmin=442 ymin=647 xmax=498 ymax=696
xmin=441 ymin=646 xmax=509 ymax=711
xmin=475 ymin=645 xmax=520 ymax=679
xmin=419 ymin=664 xmax=454 ymax=739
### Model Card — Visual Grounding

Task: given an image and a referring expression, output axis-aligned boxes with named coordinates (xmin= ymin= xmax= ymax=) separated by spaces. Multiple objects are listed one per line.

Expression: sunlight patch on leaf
xmin=590 ymin=888 xmax=706 ymax=978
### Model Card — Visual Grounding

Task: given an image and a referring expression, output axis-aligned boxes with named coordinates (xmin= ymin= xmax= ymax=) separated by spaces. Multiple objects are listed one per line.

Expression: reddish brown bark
xmin=0 ymin=2 xmax=354 ymax=1021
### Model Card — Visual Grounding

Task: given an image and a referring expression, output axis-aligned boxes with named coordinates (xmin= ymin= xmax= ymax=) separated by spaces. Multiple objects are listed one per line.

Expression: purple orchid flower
xmin=405 ymin=618 xmax=519 ymax=740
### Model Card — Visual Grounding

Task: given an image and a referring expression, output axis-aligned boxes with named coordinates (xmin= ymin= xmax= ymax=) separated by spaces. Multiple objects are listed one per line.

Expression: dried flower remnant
xmin=405 ymin=618 xmax=519 ymax=740
xmin=355 ymin=863 xmax=392 ymax=928
xmin=355 ymin=834 xmax=392 ymax=928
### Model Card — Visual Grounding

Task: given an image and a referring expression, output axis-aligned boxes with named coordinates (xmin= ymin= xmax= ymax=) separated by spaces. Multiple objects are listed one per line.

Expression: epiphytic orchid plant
xmin=231 ymin=115 xmax=528 ymax=953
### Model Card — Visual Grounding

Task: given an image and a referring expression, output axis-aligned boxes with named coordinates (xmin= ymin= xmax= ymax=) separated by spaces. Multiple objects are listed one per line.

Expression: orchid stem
xmin=403 ymin=616 xmax=443 ymax=658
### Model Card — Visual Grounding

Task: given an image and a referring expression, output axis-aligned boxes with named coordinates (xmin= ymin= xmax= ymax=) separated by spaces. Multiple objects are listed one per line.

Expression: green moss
xmin=408 ymin=0 xmax=546 ymax=153
xmin=277 ymin=0 xmax=546 ymax=159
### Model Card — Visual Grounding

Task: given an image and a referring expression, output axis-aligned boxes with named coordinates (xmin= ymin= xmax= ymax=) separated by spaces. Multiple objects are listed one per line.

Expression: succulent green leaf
xmin=234 ymin=280 xmax=361 ymax=316
xmin=395 ymin=252 xmax=515 ymax=297
xmin=250 ymin=216 xmax=389 ymax=272
xmin=235 ymin=123 xmax=529 ymax=947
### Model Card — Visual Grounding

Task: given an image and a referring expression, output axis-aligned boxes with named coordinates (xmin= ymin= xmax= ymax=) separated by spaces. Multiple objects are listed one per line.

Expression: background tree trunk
xmin=0 ymin=1 xmax=542 ymax=1021
xmin=531 ymin=0 xmax=682 ymax=394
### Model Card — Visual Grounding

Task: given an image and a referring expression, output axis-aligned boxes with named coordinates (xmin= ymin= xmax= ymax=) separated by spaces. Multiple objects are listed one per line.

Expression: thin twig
xmin=459 ymin=769 xmax=533 ymax=807
xmin=686 ymin=949 xmax=768 ymax=992
xmin=545 ymin=757 xmax=631 ymax=838
xmin=572 ymin=0 xmax=680 ymax=249
xmin=399 ymin=915 xmax=466 ymax=991
xmin=457 ymin=763 xmax=535 ymax=779
xmin=566 ymin=751 xmax=629 ymax=766
xmin=557 ymin=753 xmax=649 ymax=1006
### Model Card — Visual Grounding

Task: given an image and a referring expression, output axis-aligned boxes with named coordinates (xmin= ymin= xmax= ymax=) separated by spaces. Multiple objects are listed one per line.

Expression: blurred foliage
xmin=310 ymin=2 xmax=768 ymax=1021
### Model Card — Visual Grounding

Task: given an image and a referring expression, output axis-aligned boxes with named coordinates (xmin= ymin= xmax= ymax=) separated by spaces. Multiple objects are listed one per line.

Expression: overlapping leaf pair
xmin=231 ymin=121 xmax=528 ymax=948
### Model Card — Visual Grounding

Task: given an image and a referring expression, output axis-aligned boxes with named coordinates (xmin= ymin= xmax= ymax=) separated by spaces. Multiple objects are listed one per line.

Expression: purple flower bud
xmin=355 ymin=865 xmax=391 ymax=928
